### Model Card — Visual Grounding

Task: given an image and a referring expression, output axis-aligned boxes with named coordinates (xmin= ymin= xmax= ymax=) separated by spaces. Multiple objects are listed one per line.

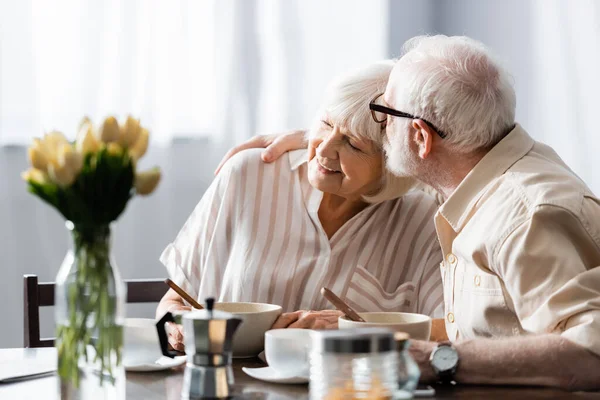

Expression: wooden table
xmin=1 ymin=348 xmax=598 ymax=399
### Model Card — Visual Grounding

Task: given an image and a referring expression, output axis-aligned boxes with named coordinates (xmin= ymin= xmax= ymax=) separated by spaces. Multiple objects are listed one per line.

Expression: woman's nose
xmin=317 ymin=126 xmax=342 ymax=159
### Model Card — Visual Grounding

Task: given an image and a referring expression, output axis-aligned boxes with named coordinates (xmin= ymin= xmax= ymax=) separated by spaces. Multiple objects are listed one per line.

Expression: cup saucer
xmin=242 ymin=366 xmax=309 ymax=384
xmin=125 ymin=355 xmax=186 ymax=372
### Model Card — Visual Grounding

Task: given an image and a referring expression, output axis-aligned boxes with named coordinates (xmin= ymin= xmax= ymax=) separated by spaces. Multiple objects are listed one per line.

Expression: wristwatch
xmin=429 ymin=341 xmax=459 ymax=383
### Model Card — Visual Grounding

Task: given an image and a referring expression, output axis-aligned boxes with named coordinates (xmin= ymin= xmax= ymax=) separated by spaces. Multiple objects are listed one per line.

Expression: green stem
xmin=56 ymin=224 xmax=122 ymax=389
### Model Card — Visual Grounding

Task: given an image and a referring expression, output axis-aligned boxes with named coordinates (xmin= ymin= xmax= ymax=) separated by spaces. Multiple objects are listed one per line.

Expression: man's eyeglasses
xmin=369 ymin=93 xmax=447 ymax=139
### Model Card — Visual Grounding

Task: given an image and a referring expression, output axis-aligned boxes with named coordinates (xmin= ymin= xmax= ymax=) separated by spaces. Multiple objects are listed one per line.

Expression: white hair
xmin=308 ymin=61 xmax=417 ymax=203
xmin=394 ymin=35 xmax=516 ymax=152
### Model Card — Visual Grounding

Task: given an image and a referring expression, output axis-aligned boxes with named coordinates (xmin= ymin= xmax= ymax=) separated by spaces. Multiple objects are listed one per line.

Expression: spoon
xmin=164 ymin=278 xmax=204 ymax=309
xmin=321 ymin=287 xmax=365 ymax=322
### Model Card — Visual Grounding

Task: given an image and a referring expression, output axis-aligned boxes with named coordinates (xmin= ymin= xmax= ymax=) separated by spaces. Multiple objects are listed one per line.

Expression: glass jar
xmin=309 ymin=328 xmax=399 ymax=400
xmin=55 ymin=222 xmax=126 ymax=400
xmin=395 ymin=332 xmax=420 ymax=398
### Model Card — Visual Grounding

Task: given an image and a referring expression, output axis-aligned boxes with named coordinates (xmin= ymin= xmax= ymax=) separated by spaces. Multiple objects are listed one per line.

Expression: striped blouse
xmin=160 ymin=149 xmax=444 ymax=317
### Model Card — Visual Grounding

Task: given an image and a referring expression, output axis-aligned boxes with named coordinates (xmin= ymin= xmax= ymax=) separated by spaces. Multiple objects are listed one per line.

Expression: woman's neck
xmin=318 ymin=192 xmax=370 ymax=240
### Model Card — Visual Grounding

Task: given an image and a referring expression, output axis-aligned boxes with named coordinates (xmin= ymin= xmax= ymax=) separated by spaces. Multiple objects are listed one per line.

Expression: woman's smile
xmin=316 ymin=159 xmax=341 ymax=175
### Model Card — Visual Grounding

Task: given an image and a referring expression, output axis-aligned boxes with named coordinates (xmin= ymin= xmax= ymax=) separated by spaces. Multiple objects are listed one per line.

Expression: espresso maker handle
xmin=156 ymin=312 xmax=180 ymax=359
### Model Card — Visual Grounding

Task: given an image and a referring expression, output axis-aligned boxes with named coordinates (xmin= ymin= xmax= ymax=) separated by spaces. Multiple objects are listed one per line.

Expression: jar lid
xmin=312 ymin=328 xmax=395 ymax=354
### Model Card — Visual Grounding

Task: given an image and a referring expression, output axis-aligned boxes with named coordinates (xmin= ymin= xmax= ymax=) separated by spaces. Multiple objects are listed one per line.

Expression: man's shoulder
xmin=498 ymin=142 xmax=595 ymax=213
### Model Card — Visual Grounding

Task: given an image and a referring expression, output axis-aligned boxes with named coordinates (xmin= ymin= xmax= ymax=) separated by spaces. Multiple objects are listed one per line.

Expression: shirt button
xmin=446 ymin=253 xmax=457 ymax=266
xmin=447 ymin=312 xmax=455 ymax=323
xmin=474 ymin=275 xmax=481 ymax=287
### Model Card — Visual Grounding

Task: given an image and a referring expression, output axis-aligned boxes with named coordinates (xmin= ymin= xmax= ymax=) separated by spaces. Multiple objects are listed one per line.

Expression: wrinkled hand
xmin=407 ymin=339 xmax=438 ymax=383
xmin=165 ymin=304 xmax=192 ymax=353
xmin=214 ymin=129 xmax=308 ymax=175
xmin=272 ymin=310 xmax=344 ymax=330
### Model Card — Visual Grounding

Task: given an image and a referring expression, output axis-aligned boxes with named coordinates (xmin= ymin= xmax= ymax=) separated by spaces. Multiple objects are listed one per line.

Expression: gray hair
xmin=395 ymin=35 xmax=516 ymax=152
xmin=308 ymin=61 xmax=417 ymax=203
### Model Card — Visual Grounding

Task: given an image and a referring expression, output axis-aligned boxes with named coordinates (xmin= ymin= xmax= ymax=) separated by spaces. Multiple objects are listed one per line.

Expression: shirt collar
xmin=438 ymin=123 xmax=535 ymax=232
xmin=289 ymin=149 xmax=308 ymax=171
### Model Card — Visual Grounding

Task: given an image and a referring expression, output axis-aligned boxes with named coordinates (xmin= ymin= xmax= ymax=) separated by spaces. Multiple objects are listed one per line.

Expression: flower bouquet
xmin=22 ymin=116 xmax=160 ymax=398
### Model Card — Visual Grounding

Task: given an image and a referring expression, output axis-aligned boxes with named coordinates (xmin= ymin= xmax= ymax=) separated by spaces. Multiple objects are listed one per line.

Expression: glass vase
xmin=54 ymin=221 xmax=126 ymax=400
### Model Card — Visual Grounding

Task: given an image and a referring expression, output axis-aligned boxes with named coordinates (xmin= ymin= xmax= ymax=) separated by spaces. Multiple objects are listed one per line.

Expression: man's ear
xmin=412 ymin=119 xmax=434 ymax=159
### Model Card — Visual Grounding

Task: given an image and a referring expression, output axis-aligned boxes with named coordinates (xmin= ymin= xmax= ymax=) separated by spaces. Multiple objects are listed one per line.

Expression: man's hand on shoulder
xmin=215 ymin=130 xmax=308 ymax=175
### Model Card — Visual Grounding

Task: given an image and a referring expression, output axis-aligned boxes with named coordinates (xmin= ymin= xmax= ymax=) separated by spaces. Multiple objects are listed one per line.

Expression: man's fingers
xmin=271 ymin=310 xmax=303 ymax=329
xmin=262 ymin=130 xmax=308 ymax=162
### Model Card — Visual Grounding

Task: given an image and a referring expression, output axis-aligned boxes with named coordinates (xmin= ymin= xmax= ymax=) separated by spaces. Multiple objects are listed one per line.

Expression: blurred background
xmin=1 ymin=0 xmax=599 ymax=347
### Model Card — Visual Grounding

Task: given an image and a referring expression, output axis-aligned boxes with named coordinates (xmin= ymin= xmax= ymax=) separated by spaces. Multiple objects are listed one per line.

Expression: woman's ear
xmin=411 ymin=119 xmax=434 ymax=159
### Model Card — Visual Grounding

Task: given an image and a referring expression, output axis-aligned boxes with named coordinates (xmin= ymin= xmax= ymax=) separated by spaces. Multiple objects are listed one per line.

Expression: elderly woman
xmin=157 ymin=61 xmax=443 ymax=351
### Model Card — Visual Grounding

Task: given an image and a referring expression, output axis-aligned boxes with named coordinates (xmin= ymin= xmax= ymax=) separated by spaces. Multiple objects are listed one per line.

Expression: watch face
xmin=433 ymin=346 xmax=458 ymax=371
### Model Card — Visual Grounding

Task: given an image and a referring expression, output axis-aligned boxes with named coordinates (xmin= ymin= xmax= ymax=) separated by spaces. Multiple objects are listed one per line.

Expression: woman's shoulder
xmin=382 ymin=189 xmax=440 ymax=221
xmin=220 ymin=148 xmax=303 ymax=177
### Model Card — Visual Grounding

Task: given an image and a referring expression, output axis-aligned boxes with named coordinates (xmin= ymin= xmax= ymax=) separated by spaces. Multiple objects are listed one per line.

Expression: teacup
xmin=194 ymin=302 xmax=282 ymax=358
xmin=338 ymin=312 xmax=432 ymax=340
xmin=123 ymin=318 xmax=164 ymax=366
xmin=265 ymin=329 xmax=312 ymax=377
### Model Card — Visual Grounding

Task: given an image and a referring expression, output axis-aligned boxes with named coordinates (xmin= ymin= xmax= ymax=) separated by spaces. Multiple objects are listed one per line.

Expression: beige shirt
xmin=161 ymin=149 xmax=444 ymax=317
xmin=437 ymin=124 xmax=600 ymax=356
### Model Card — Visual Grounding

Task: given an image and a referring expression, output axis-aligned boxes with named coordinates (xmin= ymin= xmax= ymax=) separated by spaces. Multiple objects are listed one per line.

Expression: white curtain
xmin=0 ymin=0 xmax=388 ymax=145
xmin=526 ymin=0 xmax=600 ymax=190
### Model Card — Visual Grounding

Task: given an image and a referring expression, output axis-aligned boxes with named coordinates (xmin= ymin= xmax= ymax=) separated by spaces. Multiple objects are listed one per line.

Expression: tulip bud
xmin=57 ymin=144 xmax=83 ymax=177
xmin=99 ymin=116 xmax=121 ymax=143
xmin=41 ymin=131 xmax=69 ymax=167
xmin=106 ymin=142 xmax=123 ymax=156
xmin=21 ymin=168 xmax=49 ymax=185
xmin=28 ymin=139 xmax=49 ymax=171
xmin=78 ymin=116 xmax=92 ymax=132
xmin=75 ymin=122 xmax=101 ymax=155
xmin=48 ymin=163 xmax=76 ymax=187
xmin=119 ymin=116 xmax=141 ymax=148
xmin=129 ymin=128 xmax=149 ymax=161
xmin=134 ymin=167 xmax=161 ymax=195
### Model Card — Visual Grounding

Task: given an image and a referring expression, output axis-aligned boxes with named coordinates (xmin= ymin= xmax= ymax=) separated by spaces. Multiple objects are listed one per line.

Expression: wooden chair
xmin=23 ymin=274 xmax=167 ymax=348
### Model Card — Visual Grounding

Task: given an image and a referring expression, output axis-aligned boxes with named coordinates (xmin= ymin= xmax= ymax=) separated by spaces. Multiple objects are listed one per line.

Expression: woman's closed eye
xmin=346 ymin=138 xmax=362 ymax=152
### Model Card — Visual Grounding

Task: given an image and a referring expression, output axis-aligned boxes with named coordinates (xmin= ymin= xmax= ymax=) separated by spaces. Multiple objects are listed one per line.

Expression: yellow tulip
xmin=129 ymin=128 xmax=149 ymax=161
xmin=106 ymin=142 xmax=123 ymax=156
xmin=75 ymin=121 xmax=101 ymax=155
xmin=28 ymin=139 xmax=49 ymax=171
xmin=134 ymin=167 xmax=161 ymax=195
xmin=99 ymin=116 xmax=121 ymax=143
xmin=78 ymin=116 xmax=92 ymax=132
xmin=48 ymin=163 xmax=76 ymax=187
xmin=21 ymin=168 xmax=49 ymax=185
xmin=58 ymin=144 xmax=83 ymax=175
xmin=119 ymin=116 xmax=141 ymax=148
xmin=44 ymin=144 xmax=82 ymax=187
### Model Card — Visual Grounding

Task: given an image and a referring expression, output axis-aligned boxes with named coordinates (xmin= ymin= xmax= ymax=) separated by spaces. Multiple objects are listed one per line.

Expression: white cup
xmin=264 ymin=329 xmax=312 ymax=377
xmin=123 ymin=318 xmax=163 ymax=366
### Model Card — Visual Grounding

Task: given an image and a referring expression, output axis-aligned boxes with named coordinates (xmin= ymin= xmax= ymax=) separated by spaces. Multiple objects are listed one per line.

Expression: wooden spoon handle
xmin=321 ymin=287 xmax=365 ymax=322
xmin=164 ymin=278 xmax=204 ymax=309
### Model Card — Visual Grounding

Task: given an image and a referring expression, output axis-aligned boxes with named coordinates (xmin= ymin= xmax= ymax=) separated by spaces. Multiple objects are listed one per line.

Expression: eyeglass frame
xmin=369 ymin=93 xmax=447 ymax=139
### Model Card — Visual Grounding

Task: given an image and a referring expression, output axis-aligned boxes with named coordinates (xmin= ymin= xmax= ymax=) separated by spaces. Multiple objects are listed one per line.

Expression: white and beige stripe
xmin=160 ymin=149 xmax=444 ymax=317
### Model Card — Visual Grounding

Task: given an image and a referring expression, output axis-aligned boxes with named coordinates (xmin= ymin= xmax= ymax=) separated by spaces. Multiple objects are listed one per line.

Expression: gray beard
xmin=384 ymin=140 xmax=418 ymax=179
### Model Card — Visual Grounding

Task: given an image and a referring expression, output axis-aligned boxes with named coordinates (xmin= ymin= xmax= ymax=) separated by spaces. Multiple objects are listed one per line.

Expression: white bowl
xmin=338 ymin=312 xmax=432 ymax=340
xmin=212 ymin=302 xmax=282 ymax=358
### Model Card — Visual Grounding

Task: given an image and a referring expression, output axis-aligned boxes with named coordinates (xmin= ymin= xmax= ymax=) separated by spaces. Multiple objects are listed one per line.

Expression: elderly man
xmin=216 ymin=35 xmax=600 ymax=390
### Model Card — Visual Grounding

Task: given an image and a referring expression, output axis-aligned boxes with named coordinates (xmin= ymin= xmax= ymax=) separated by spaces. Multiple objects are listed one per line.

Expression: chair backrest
xmin=23 ymin=274 xmax=167 ymax=348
